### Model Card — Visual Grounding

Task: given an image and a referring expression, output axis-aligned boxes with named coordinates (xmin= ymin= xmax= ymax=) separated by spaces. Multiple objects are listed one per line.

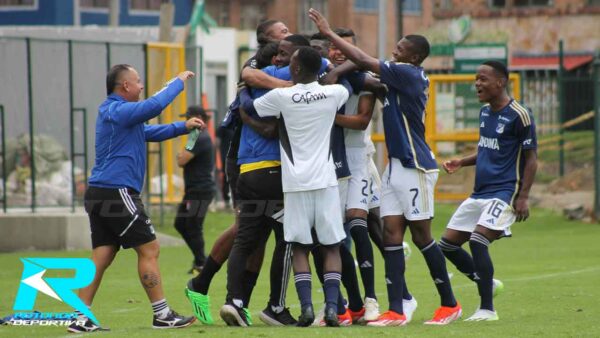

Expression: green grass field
xmin=1 ymin=204 xmax=600 ymax=337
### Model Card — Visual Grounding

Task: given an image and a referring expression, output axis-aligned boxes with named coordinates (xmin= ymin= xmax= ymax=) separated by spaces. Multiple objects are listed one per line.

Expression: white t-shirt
xmin=254 ymin=81 xmax=350 ymax=192
xmin=344 ymin=91 xmax=374 ymax=148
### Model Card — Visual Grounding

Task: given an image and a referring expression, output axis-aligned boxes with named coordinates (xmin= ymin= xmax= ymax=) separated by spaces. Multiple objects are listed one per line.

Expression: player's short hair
xmin=106 ymin=64 xmax=133 ymax=95
xmin=295 ymin=46 xmax=322 ymax=76
xmin=284 ymin=34 xmax=310 ymax=47
xmin=404 ymin=35 xmax=430 ymax=64
xmin=310 ymin=32 xmax=327 ymax=41
xmin=482 ymin=60 xmax=509 ymax=81
xmin=255 ymin=42 xmax=279 ymax=69
xmin=256 ymin=19 xmax=281 ymax=47
xmin=333 ymin=27 xmax=356 ymax=44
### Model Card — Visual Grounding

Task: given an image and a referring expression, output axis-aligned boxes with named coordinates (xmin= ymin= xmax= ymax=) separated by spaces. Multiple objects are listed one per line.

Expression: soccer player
xmin=439 ymin=61 xmax=537 ymax=321
xmin=329 ymin=27 xmax=380 ymax=322
xmin=219 ymin=34 xmax=316 ymax=328
xmin=70 ymin=65 xmax=200 ymax=333
xmin=241 ymin=46 xmax=351 ymax=327
xmin=185 ymin=21 xmax=291 ymax=326
xmin=310 ymin=8 xmax=461 ymax=326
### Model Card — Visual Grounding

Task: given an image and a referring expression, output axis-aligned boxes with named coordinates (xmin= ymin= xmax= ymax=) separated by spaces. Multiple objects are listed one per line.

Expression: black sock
xmin=349 ymin=218 xmax=376 ymax=299
xmin=419 ymin=240 xmax=457 ymax=307
xmin=469 ymin=232 xmax=494 ymax=311
xmin=191 ymin=255 xmax=221 ymax=294
xmin=402 ymin=279 xmax=413 ymax=301
xmin=384 ymin=244 xmax=405 ymax=314
xmin=242 ymin=270 xmax=260 ymax=308
xmin=440 ymin=237 xmax=477 ymax=281
xmin=323 ymin=272 xmax=341 ymax=313
xmin=340 ymin=244 xmax=363 ymax=311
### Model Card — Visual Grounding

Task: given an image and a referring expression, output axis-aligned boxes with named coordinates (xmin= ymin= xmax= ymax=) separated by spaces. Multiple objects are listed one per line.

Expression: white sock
xmin=151 ymin=299 xmax=171 ymax=319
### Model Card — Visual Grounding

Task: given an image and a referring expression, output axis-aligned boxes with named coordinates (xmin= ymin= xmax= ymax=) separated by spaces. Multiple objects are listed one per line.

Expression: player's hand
xmin=442 ymin=159 xmax=462 ymax=174
xmin=513 ymin=197 xmax=529 ymax=222
xmin=308 ymin=8 xmax=332 ymax=35
xmin=177 ymin=71 xmax=195 ymax=81
xmin=185 ymin=117 xmax=205 ymax=131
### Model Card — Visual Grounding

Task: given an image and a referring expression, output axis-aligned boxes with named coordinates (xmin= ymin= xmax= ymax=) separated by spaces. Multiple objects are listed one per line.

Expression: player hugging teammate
xmin=76 ymin=9 xmax=537 ymax=333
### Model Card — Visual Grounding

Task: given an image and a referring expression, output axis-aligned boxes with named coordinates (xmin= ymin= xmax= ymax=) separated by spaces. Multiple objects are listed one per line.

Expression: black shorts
xmin=84 ymin=186 xmax=156 ymax=249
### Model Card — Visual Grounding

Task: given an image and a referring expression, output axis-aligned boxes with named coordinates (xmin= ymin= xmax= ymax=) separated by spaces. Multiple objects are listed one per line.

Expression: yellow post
xmin=164 ymin=48 xmax=175 ymax=203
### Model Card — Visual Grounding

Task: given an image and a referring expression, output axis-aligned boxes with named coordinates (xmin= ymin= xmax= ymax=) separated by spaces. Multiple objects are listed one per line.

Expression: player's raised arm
xmin=241 ymin=67 xmax=292 ymax=89
xmin=309 ymin=8 xmax=380 ymax=74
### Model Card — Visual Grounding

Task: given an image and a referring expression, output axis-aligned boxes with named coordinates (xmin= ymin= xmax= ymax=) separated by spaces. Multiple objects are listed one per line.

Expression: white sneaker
xmin=363 ymin=297 xmax=380 ymax=321
xmin=402 ymin=297 xmax=418 ymax=323
xmin=465 ymin=309 xmax=499 ymax=321
xmin=311 ymin=305 xmax=325 ymax=326
xmin=492 ymin=279 xmax=504 ymax=297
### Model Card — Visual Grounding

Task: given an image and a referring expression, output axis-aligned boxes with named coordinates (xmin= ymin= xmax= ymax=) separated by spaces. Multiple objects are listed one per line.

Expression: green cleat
xmin=492 ymin=279 xmax=504 ymax=298
xmin=243 ymin=308 xmax=253 ymax=326
xmin=185 ymin=281 xmax=214 ymax=325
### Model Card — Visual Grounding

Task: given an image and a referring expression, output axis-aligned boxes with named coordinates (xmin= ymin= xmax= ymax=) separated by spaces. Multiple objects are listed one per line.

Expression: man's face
xmin=475 ymin=65 xmax=505 ymax=103
xmin=289 ymin=51 xmax=300 ymax=81
xmin=275 ymin=40 xmax=295 ymax=67
xmin=328 ymin=36 xmax=354 ymax=66
xmin=266 ymin=22 xmax=291 ymax=41
xmin=392 ymin=38 xmax=418 ymax=64
xmin=310 ymin=39 xmax=329 ymax=58
xmin=120 ymin=68 xmax=144 ymax=102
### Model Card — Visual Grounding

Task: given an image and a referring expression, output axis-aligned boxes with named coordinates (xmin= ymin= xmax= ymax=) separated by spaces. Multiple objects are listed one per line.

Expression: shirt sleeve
xmin=331 ymin=84 xmax=350 ymax=111
xmin=515 ymin=109 xmax=537 ymax=151
xmin=379 ymin=60 xmax=413 ymax=92
xmin=253 ymin=89 xmax=282 ymax=118
xmin=144 ymin=121 xmax=188 ymax=142
xmin=343 ymin=71 xmax=367 ymax=94
xmin=190 ymin=133 xmax=212 ymax=156
xmin=111 ymin=78 xmax=184 ymax=127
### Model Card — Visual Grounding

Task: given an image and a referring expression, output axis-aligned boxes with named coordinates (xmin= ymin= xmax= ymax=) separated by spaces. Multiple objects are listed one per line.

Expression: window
xmin=81 ymin=0 xmax=108 ymax=8
xmin=240 ymin=3 xmax=267 ymax=30
xmin=0 ymin=0 xmax=34 ymax=6
xmin=354 ymin=0 xmax=377 ymax=12
xmin=298 ymin=0 xmax=327 ymax=33
xmin=403 ymin=0 xmax=422 ymax=13
xmin=514 ymin=0 xmax=551 ymax=6
xmin=130 ymin=0 xmax=162 ymax=11
xmin=489 ymin=0 xmax=506 ymax=7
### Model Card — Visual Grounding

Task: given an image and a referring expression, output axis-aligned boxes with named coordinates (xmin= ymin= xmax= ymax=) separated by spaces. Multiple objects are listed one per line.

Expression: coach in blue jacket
xmin=69 ymin=65 xmax=203 ymax=333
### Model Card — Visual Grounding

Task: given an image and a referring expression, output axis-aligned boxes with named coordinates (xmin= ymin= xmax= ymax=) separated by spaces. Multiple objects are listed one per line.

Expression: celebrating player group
xmin=73 ymin=8 xmax=537 ymax=333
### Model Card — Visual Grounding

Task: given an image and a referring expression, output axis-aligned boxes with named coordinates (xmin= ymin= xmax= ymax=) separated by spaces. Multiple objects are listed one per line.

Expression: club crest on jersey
xmin=496 ymin=123 xmax=505 ymax=134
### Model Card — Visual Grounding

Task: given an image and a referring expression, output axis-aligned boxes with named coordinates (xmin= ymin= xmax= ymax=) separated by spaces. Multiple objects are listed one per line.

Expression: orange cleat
xmin=424 ymin=302 xmax=462 ymax=325
xmin=347 ymin=307 xmax=365 ymax=323
xmin=366 ymin=310 xmax=407 ymax=327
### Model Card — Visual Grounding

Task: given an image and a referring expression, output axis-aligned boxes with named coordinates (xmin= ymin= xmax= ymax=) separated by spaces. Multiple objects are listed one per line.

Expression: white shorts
xmin=446 ymin=198 xmax=515 ymax=236
xmin=283 ymin=186 xmax=346 ymax=245
xmin=380 ymin=158 xmax=438 ymax=220
xmin=367 ymin=156 xmax=381 ymax=209
xmin=337 ymin=178 xmax=349 ymax=220
xmin=345 ymin=147 xmax=370 ymax=212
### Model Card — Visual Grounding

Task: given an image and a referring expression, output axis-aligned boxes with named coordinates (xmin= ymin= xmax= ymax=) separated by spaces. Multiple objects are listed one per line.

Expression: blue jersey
xmin=89 ymin=78 xmax=188 ymax=193
xmin=471 ymin=99 xmax=537 ymax=204
xmin=379 ymin=61 xmax=437 ymax=172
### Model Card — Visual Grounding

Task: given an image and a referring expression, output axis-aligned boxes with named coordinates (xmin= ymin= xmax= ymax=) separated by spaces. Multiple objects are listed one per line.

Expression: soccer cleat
xmin=243 ymin=308 xmax=253 ymax=326
xmin=366 ymin=310 xmax=407 ymax=327
xmin=297 ymin=304 xmax=315 ymax=327
xmin=152 ymin=310 xmax=196 ymax=329
xmin=424 ymin=302 xmax=462 ymax=325
xmin=319 ymin=307 xmax=352 ymax=327
xmin=259 ymin=306 xmax=298 ymax=326
xmin=363 ymin=297 xmax=380 ymax=321
xmin=67 ymin=319 xmax=110 ymax=333
xmin=323 ymin=307 xmax=340 ymax=327
xmin=347 ymin=307 xmax=365 ymax=323
xmin=185 ymin=281 xmax=214 ymax=325
xmin=465 ymin=309 xmax=499 ymax=321
xmin=403 ymin=297 xmax=418 ymax=323
xmin=311 ymin=305 xmax=325 ymax=326
xmin=219 ymin=303 xmax=249 ymax=327
xmin=493 ymin=279 xmax=504 ymax=298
